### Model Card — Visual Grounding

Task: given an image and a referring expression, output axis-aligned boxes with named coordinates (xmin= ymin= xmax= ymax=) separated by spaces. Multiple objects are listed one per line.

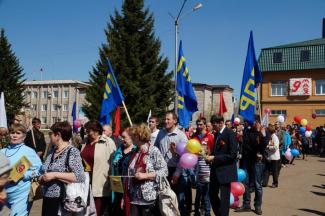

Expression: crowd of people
xmin=0 ymin=113 xmax=324 ymax=216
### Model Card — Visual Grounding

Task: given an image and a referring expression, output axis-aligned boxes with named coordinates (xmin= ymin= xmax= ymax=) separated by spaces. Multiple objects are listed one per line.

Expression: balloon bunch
xmin=230 ymin=169 xmax=246 ymax=208
xmin=176 ymin=139 xmax=202 ymax=169
xmin=284 ymin=148 xmax=300 ymax=160
xmin=293 ymin=115 xmax=313 ymax=137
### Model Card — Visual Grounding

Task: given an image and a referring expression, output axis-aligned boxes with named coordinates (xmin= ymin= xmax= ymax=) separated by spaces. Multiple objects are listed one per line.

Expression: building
xmin=23 ymin=80 xmax=89 ymax=128
xmin=258 ymin=21 xmax=325 ymax=126
xmin=192 ymin=83 xmax=234 ymax=125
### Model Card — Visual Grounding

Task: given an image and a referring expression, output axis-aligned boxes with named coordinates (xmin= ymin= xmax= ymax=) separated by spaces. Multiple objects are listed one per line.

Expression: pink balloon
xmin=231 ymin=182 xmax=245 ymax=197
xmin=285 ymin=151 xmax=293 ymax=161
xmin=73 ymin=119 xmax=81 ymax=128
xmin=176 ymin=141 xmax=187 ymax=156
xmin=179 ymin=153 xmax=198 ymax=169
xmin=264 ymin=108 xmax=271 ymax=114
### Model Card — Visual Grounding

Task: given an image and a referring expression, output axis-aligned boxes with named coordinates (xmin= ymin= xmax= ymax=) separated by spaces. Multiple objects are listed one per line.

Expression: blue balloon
xmin=237 ymin=169 xmax=246 ymax=182
xmin=291 ymin=149 xmax=300 ymax=157
xmin=299 ymin=127 xmax=306 ymax=134
xmin=230 ymin=193 xmax=234 ymax=205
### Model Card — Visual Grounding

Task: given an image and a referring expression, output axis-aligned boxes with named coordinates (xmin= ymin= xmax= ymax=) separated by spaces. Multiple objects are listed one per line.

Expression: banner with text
xmin=289 ymin=78 xmax=312 ymax=96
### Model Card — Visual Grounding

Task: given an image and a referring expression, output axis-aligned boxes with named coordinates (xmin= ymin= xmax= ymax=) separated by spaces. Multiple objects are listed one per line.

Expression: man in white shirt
xmin=148 ymin=116 xmax=159 ymax=144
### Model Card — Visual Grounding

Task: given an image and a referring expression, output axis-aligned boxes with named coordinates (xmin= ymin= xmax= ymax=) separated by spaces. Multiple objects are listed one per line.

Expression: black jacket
xmin=210 ymin=127 xmax=238 ymax=184
xmin=24 ymin=128 xmax=46 ymax=153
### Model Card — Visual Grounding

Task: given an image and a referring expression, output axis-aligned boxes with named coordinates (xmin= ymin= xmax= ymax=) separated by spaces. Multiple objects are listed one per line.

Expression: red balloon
xmin=231 ymin=182 xmax=245 ymax=197
xmin=312 ymin=113 xmax=317 ymax=119
xmin=306 ymin=124 xmax=312 ymax=131
xmin=294 ymin=116 xmax=302 ymax=124
xmin=264 ymin=108 xmax=271 ymax=114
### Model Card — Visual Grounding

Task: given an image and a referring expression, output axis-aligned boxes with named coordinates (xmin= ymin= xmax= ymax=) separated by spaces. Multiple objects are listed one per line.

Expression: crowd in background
xmin=0 ymin=113 xmax=324 ymax=216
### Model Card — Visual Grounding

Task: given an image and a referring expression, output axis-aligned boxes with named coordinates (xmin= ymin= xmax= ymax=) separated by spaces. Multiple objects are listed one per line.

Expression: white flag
xmin=146 ymin=109 xmax=152 ymax=125
xmin=261 ymin=113 xmax=269 ymax=128
xmin=0 ymin=92 xmax=8 ymax=128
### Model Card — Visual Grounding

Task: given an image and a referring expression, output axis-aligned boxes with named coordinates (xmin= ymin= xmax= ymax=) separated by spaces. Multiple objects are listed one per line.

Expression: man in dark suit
xmin=206 ymin=115 xmax=238 ymax=216
xmin=24 ymin=117 xmax=46 ymax=159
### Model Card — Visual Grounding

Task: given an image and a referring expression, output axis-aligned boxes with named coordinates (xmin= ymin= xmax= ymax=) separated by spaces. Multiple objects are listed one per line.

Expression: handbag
xmin=62 ymin=147 xmax=90 ymax=213
xmin=28 ymin=179 xmax=43 ymax=202
xmin=157 ymin=176 xmax=180 ymax=216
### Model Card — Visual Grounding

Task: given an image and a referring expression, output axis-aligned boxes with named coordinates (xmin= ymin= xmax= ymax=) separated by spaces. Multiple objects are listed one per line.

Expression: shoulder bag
xmin=157 ymin=176 xmax=180 ymax=216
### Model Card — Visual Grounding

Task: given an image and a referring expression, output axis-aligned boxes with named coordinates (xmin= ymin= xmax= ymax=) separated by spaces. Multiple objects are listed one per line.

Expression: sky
xmin=0 ymin=0 xmax=325 ymax=98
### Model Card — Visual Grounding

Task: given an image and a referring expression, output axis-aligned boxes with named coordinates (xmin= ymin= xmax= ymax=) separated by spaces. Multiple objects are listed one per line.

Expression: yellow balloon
xmin=186 ymin=139 xmax=201 ymax=154
xmin=300 ymin=118 xmax=308 ymax=126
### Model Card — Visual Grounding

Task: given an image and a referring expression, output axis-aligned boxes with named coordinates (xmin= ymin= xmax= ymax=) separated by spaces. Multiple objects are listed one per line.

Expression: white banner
xmin=289 ymin=78 xmax=312 ymax=96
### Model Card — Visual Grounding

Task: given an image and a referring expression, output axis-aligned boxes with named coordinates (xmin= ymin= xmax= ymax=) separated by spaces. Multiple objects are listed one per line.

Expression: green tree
xmin=0 ymin=29 xmax=26 ymax=123
xmin=84 ymin=0 xmax=173 ymax=126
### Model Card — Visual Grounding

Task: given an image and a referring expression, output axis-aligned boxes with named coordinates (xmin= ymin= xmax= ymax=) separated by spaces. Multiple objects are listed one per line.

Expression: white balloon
xmin=234 ymin=117 xmax=240 ymax=123
xmin=277 ymin=115 xmax=285 ymax=123
xmin=305 ymin=131 xmax=312 ymax=138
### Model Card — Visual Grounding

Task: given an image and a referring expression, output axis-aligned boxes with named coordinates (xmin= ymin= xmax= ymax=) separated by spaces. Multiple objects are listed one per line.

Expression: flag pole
xmin=256 ymin=84 xmax=262 ymax=120
xmin=122 ymin=101 xmax=133 ymax=126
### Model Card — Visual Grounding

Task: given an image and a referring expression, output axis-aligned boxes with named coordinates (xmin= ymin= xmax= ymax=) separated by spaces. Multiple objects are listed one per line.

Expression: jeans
xmin=195 ymin=182 xmax=211 ymax=216
xmin=241 ymin=160 xmax=264 ymax=208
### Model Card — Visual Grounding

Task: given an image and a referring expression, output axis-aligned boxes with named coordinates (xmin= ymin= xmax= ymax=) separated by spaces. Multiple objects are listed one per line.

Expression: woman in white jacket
xmin=266 ymin=125 xmax=281 ymax=188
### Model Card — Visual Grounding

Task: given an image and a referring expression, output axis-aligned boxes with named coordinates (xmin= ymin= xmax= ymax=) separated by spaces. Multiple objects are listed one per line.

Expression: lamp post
xmin=172 ymin=1 xmax=202 ymax=114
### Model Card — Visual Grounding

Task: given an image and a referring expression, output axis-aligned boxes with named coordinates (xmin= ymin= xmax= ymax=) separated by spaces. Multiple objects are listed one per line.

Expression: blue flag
xmin=71 ymin=102 xmax=78 ymax=133
xmin=177 ymin=40 xmax=198 ymax=128
xmin=100 ymin=60 xmax=124 ymax=125
xmin=239 ymin=31 xmax=262 ymax=125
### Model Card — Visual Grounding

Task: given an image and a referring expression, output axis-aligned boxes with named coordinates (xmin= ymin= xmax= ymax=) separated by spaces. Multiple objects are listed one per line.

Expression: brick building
xmin=258 ymin=22 xmax=325 ymax=127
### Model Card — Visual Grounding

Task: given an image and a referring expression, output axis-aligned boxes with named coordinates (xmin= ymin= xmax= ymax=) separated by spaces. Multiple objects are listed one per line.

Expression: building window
xmin=62 ymin=117 xmax=68 ymax=121
xmin=63 ymin=104 xmax=68 ymax=111
xmin=271 ymin=81 xmax=287 ymax=96
xmin=315 ymin=109 xmax=325 ymax=116
xmin=32 ymin=91 xmax=38 ymax=99
xmin=52 ymin=117 xmax=58 ymax=123
xmin=41 ymin=104 xmax=47 ymax=111
xmin=273 ymin=52 xmax=283 ymax=63
xmin=63 ymin=90 xmax=69 ymax=98
xmin=31 ymin=104 xmax=37 ymax=110
xmin=41 ymin=117 xmax=47 ymax=124
xmin=316 ymin=80 xmax=325 ymax=95
xmin=52 ymin=104 xmax=58 ymax=111
xmin=53 ymin=90 xmax=59 ymax=98
xmin=300 ymin=50 xmax=310 ymax=62
xmin=270 ymin=110 xmax=287 ymax=116
xmin=42 ymin=91 xmax=48 ymax=98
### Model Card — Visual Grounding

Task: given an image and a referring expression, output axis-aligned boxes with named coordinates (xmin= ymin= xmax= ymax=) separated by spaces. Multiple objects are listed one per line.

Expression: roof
xmin=258 ymin=38 xmax=325 ymax=72
xmin=192 ymin=83 xmax=234 ymax=91
xmin=24 ymin=80 xmax=90 ymax=87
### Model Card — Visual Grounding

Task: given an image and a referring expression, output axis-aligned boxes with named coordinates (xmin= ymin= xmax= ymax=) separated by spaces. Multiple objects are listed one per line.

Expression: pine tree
xmin=0 ymin=29 xmax=26 ymax=123
xmin=84 ymin=0 xmax=174 ymax=126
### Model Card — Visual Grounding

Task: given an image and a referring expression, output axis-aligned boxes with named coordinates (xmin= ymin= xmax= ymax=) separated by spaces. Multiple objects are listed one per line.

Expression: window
xmin=316 ymin=80 xmax=325 ymax=95
xmin=300 ymin=50 xmax=310 ymax=62
xmin=63 ymin=104 xmax=68 ymax=111
xmin=41 ymin=104 xmax=47 ymax=111
xmin=52 ymin=117 xmax=58 ymax=123
xmin=31 ymin=104 xmax=37 ymax=110
xmin=32 ymin=91 xmax=38 ymax=99
xmin=41 ymin=117 xmax=47 ymax=124
xmin=273 ymin=52 xmax=283 ymax=63
xmin=63 ymin=90 xmax=69 ymax=98
xmin=52 ymin=104 xmax=58 ymax=111
xmin=53 ymin=90 xmax=59 ymax=98
xmin=62 ymin=117 xmax=68 ymax=121
xmin=42 ymin=91 xmax=48 ymax=98
xmin=315 ymin=109 xmax=325 ymax=116
xmin=271 ymin=81 xmax=287 ymax=96
xmin=271 ymin=110 xmax=287 ymax=116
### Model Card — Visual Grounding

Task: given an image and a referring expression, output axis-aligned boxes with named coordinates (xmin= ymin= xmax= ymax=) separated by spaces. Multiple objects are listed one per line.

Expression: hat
xmin=0 ymin=152 xmax=11 ymax=176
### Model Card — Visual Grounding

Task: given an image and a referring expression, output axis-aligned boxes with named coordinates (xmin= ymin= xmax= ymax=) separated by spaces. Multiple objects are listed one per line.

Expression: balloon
xmin=176 ymin=141 xmax=187 ymax=156
xmin=285 ymin=151 xmax=293 ymax=160
xmin=233 ymin=121 xmax=239 ymax=126
xmin=300 ymin=118 xmax=308 ymax=126
xmin=186 ymin=139 xmax=201 ymax=154
xmin=231 ymin=182 xmax=245 ymax=197
xmin=306 ymin=124 xmax=312 ymax=131
xmin=264 ymin=108 xmax=271 ymax=114
xmin=312 ymin=113 xmax=317 ymax=119
xmin=179 ymin=153 xmax=198 ymax=169
xmin=294 ymin=115 xmax=302 ymax=124
xmin=277 ymin=115 xmax=285 ymax=123
xmin=234 ymin=117 xmax=240 ymax=123
xmin=305 ymin=131 xmax=312 ymax=138
xmin=237 ymin=169 xmax=246 ymax=182
xmin=231 ymin=200 xmax=240 ymax=209
xmin=291 ymin=149 xmax=300 ymax=157
xmin=73 ymin=119 xmax=81 ymax=128
xmin=229 ymin=193 xmax=234 ymax=205
xmin=299 ymin=127 xmax=306 ymax=134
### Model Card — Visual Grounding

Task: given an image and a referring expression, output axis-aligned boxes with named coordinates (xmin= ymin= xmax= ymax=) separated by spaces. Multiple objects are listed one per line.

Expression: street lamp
xmin=172 ymin=0 xmax=202 ymax=113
